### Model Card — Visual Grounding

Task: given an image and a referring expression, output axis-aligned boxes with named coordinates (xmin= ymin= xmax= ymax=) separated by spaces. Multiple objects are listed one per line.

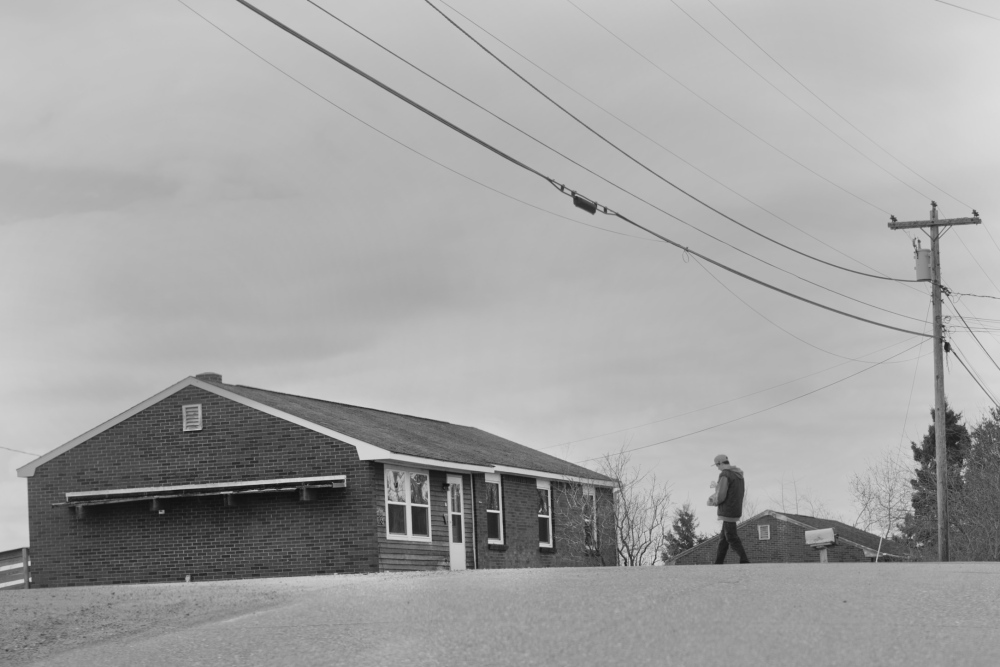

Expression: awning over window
xmin=53 ymin=475 xmax=347 ymax=508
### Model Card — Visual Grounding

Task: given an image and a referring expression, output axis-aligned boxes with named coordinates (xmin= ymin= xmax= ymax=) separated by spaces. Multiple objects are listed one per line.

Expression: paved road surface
xmin=24 ymin=562 xmax=1000 ymax=666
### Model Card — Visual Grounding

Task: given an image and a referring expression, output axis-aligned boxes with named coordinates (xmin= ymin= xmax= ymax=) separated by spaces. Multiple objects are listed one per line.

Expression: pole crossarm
xmin=888 ymin=216 xmax=981 ymax=230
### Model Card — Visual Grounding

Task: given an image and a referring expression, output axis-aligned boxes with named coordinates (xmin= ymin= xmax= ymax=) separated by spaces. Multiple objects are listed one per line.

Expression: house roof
xmin=212 ymin=380 xmax=613 ymax=482
xmin=667 ymin=510 xmax=909 ymax=563
xmin=776 ymin=513 xmax=908 ymax=557
xmin=18 ymin=376 xmax=614 ymax=485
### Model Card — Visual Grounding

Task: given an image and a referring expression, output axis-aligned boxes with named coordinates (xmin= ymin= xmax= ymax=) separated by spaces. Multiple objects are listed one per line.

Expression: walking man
xmin=708 ymin=454 xmax=750 ymax=564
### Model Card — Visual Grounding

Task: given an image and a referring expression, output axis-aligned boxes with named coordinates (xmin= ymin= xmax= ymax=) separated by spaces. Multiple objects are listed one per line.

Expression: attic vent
xmin=758 ymin=525 xmax=771 ymax=541
xmin=182 ymin=404 xmax=203 ymax=432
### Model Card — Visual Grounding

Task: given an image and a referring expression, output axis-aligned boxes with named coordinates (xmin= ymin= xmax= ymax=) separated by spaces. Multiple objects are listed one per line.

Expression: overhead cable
xmin=693 ymin=256 xmax=929 ymax=359
xmin=703 ymin=0 xmax=975 ymax=210
xmin=948 ymin=342 xmax=1000 ymax=408
xmin=933 ymin=0 xmax=1000 ymax=22
xmin=572 ymin=339 xmax=928 ymax=463
xmin=306 ymin=0 xmax=924 ymax=322
xmin=945 ymin=291 xmax=1000 ymax=374
xmin=1 ymin=444 xmax=41 ymax=456
xmin=557 ymin=0 xmax=892 ymax=216
xmin=435 ymin=0 xmax=918 ymax=287
xmin=425 ymin=0 xmax=920 ymax=282
xmin=173 ymin=0 xmax=647 ymax=242
xmin=231 ymin=0 xmax=931 ymax=339
xmin=543 ymin=335 xmax=925 ymax=450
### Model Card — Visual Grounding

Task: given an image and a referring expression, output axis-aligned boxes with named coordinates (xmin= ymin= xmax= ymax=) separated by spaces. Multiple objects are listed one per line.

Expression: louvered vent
xmin=758 ymin=525 xmax=771 ymax=541
xmin=182 ymin=404 xmax=203 ymax=432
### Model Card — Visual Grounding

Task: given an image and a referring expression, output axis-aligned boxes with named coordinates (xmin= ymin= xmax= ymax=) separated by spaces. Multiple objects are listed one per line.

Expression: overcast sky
xmin=3 ymin=0 xmax=999 ymax=550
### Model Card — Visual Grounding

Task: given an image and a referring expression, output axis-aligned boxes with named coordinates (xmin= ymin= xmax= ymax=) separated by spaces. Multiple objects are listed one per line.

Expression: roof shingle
xmin=214 ymin=381 xmax=614 ymax=482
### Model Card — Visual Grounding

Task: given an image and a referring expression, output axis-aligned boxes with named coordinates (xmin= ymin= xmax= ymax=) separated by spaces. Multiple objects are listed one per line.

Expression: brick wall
xmin=473 ymin=475 xmax=616 ymax=568
xmin=673 ymin=516 xmax=874 ymax=565
xmin=27 ymin=385 xmax=379 ymax=587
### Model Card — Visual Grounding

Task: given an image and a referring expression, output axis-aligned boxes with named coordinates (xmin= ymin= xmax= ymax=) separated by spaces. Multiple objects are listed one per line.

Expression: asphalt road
xmin=22 ymin=562 xmax=1000 ymax=667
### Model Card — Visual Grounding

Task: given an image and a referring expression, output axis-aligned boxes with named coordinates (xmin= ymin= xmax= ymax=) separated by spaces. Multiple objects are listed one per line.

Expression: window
xmin=537 ymin=480 xmax=552 ymax=548
xmin=182 ymin=404 xmax=202 ymax=431
xmin=384 ymin=468 xmax=431 ymax=540
xmin=582 ymin=485 xmax=597 ymax=550
xmin=485 ymin=473 xmax=504 ymax=544
xmin=758 ymin=524 xmax=771 ymax=541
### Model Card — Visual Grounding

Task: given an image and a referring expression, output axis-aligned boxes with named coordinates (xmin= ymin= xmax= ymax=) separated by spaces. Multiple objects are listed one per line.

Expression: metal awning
xmin=53 ymin=475 xmax=347 ymax=507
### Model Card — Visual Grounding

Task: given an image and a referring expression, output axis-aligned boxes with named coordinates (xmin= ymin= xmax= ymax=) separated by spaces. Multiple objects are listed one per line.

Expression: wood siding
xmin=376 ymin=467 xmax=474 ymax=572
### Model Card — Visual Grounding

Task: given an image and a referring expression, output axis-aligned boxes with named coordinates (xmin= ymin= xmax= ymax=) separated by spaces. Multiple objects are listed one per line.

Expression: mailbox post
xmin=805 ymin=528 xmax=837 ymax=563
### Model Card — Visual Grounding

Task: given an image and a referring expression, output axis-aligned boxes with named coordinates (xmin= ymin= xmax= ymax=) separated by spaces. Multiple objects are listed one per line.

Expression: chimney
xmin=195 ymin=372 xmax=223 ymax=383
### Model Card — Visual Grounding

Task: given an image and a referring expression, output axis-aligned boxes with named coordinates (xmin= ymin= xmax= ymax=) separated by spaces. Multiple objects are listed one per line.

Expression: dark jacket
xmin=714 ymin=466 xmax=745 ymax=521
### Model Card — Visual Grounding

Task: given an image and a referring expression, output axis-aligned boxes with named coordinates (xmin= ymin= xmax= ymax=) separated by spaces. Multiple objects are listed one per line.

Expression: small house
xmin=17 ymin=374 xmax=616 ymax=587
xmin=670 ymin=511 xmax=909 ymax=565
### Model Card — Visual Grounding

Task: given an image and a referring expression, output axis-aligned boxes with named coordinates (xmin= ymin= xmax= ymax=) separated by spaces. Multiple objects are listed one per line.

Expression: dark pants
xmin=715 ymin=521 xmax=750 ymax=564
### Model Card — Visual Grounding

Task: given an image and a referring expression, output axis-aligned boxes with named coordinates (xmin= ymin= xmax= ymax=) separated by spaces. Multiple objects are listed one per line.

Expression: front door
xmin=447 ymin=475 xmax=466 ymax=570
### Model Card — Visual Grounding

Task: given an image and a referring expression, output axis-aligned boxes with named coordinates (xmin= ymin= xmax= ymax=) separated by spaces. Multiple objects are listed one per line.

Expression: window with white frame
xmin=182 ymin=404 xmax=202 ymax=431
xmin=758 ymin=524 xmax=771 ymax=540
xmin=485 ymin=473 xmax=504 ymax=544
xmin=384 ymin=468 xmax=431 ymax=540
xmin=537 ymin=480 xmax=552 ymax=548
xmin=582 ymin=484 xmax=597 ymax=550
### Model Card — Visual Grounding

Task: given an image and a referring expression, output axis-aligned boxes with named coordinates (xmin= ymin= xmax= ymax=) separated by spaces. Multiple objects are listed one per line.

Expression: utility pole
xmin=888 ymin=202 xmax=981 ymax=561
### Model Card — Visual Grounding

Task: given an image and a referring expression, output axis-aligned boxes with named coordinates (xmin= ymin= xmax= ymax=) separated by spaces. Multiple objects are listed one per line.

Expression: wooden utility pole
xmin=889 ymin=202 xmax=981 ymax=561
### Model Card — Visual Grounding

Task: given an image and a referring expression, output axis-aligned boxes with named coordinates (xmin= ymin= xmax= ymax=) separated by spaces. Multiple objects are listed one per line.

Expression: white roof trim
xmin=65 ymin=475 xmax=347 ymax=500
xmin=491 ymin=465 xmax=616 ymax=487
xmin=374 ymin=455 xmax=494 ymax=474
xmin=17 ymin=377 xmax=392 ymax=478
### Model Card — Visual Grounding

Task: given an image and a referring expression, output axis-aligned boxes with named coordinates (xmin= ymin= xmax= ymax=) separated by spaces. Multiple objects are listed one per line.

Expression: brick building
xmin=670 ymin=511 xmax=909 ymax=565
xmin=17 ymin=374 xmax=616 ymax=587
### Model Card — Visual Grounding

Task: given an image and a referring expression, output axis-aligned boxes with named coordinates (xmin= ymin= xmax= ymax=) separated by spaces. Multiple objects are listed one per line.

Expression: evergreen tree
xmin=900 ymin=404 xmax=970 ymax=554
xmin=661 ymin=502 xmax=707 ymax=561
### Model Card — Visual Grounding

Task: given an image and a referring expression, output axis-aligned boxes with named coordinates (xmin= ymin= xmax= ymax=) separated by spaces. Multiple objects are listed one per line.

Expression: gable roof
xmin=776 ymin=513 xmax=908 ymax=557
xmin=667 ymin=510 xmax=909 ymax=563
xmin=17 ymin=376 xmax=614 ymax=486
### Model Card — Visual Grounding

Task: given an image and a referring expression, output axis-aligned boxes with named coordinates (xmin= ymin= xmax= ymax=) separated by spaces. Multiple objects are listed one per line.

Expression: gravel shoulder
xmin=1 ymin=573 xmax=391 ymax=665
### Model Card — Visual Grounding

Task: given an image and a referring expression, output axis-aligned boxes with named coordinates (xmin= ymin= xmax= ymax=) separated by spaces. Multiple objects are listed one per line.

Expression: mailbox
xmin=804 ymin=528 xmax=837 ymax=549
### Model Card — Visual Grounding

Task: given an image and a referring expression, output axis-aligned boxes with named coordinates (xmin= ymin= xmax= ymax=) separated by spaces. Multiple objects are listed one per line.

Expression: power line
xmin=598 ymin=201 xmax=931 ymax=337
xmin=435 ymin=0 xmax=917 ymax=286
xmin=172 ymin=0 xmax=652 ymax=243
xmin=704 ymin=0 xmax=975 ymax=211
xmin=231 ymin=0 xmax=931 ymax=339
xmin=572 ymin=339 xmax=927 ymax=463
xmin=544 ymin=336 xmax=925 ymax=450
xmin=948 ymin=342 xmax=1000 ymax=408
xmin=1 ymin=444 xmax=41 ymax=457
xmin=933 ymin=0 xmax=1000 ymax=22
xmin=557 ymin=0 xmax=892 ymax=216
xmin=945 ymin=292 xmax=1000 ymax=374
xmin=694 ymin=255 xmax=927 ymax=360
xmin=304 ymin=0 xmax=931 ymax=316
xmin=947 ymin=290 xmax=1000 ymax=301
xmin=670 ymin=0 xmax=937 ymax=203
xmin=426 ymin=0 xmax=920 ymax=282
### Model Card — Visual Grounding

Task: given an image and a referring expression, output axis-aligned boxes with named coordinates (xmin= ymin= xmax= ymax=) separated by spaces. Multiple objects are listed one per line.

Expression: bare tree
xmin=849 ymin=448 xmax=912 ymax=540
xmin=768 ymin=476 xmax=839 ymax=520
xmin=554 ymin=479 xmax=617 ymax=566
xmin=595 ymin=446 xmax=672 ymax=566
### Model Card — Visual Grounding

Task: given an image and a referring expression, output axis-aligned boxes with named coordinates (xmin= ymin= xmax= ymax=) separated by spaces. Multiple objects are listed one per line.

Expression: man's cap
xmin=712 ymin=454 xmax=730 ymax=466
